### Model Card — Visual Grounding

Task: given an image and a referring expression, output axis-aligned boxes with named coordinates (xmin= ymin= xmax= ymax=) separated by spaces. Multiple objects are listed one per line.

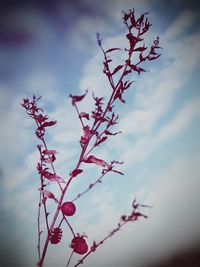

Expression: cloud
xmin=3 ymin=149 xmax=38 ymax=192
xmin=0 ymin=91 xmax=33 ymax=167
xmin=24 ymin=69 xmax=61 ymax=102
xmin=136 ymin=154 xmax=200 ymax=267
xmin=164 ymin=9 xmax=200 ymax=40
xmin=120 ymin=98 xmax=200 ymax=165
xmin=158 ymin=99 xmax=200 ymax=141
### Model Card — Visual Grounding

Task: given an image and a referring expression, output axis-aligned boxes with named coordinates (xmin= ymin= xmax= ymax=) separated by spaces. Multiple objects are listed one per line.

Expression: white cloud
xmin=3 ymin=149 xmax=38 ymax=192
xmin=165 ymin=9 xmax=200 ymax=40
xmin=0 ymin=92 xmax=33 ymax=166
xmin=50 ymin=102 xmax=81 ymax=145
xmin=120 ymin=98 xmax=200 ymax=164
xmin=0 ymin=85 xmax=12 ymax=113
xmin=158 ymin=99 xmax=200 ymax=141
xmin=25 ymin=69 xmax=60 ymax=102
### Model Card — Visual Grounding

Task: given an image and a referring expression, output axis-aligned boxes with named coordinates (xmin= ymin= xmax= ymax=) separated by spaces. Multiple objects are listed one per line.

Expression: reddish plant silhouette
xmin=21 ymin=8 xmax=161 ymax=267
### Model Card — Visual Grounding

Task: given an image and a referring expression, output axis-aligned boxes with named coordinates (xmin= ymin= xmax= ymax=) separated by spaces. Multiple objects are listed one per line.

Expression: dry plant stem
xmin=27 ymin=108 xmax=63 ymax=192
xmin=66 ymin=251 xmax=74 ymax=267
xmin=22 ymin=9 xmax=161 ymax=267
xmin=39 ymin=31 xmax=141 ymax=267
xmin=71 ymin=171 xmax=108 ymax=202
xmin=38 ymin=147 xmax=87 ymax=266
xmin=39 ymin=72 xmax=124 ymax=265
xmin=74 ymin=103 xmax=84 ymax=128
xmin=39 ymin=137 xmax=63 ymax=192
xmin=37 ymin=156 xmax=50 ymax=260
xmin=63 ymin=217 xmax=76 ymax=237
xmin=38 ymin=50 xmax=132 ymax=264
xmin=37 ymin=190 xmax=42 ymax=260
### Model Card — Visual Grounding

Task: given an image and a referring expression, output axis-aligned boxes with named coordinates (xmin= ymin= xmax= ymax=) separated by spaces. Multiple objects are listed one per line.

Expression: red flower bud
xmin=61 ymin=202 xmax=76 ymax=216
xmin=71 ymin=236 xmax=88 ymax=255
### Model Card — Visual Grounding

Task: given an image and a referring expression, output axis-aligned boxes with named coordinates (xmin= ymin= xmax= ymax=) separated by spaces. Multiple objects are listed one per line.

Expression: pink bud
xmin=71 ymin=236 xmax=88 ymax=255
xmin=61 ymin=202 xmax=76 ymax=216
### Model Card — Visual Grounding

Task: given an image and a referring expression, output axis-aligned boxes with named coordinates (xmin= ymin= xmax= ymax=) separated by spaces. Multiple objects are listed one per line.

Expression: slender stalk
xmin=63 ymin=217 xmax=76 ymax=237
xmin=38 ymin=29 xmax=139 ymax=264
xmin=66 ymin=251 xmax=74 ymax=267
xmin=37 ymin=191 xmax=42 ymax=261
xmin=38 ymin=146 xmax=86 ymax=266
xmin=74 ymin=103 xmax=84 ymax=128
xmin=71 ymin=171 xmax=108 ymax=202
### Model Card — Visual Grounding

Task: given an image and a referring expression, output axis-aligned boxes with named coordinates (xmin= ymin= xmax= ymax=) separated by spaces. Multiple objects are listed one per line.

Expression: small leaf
xmin=104 ymin=130 xmax=122 ymax=136
xmin=112 ymin=65 xmax=124 ymax=75
xmin=43 ymin=154 xmax=56 ymax=163
xmin=79 ymin=112 xmax=89 ymax=120
xmin=123 ymin=13 xmax=130 ymax=22
xmin=123 ymin=69 xmax=132 ymax=76
xmin=112 ymin=169 xmax=124 ymax=175
xmin=43 ymin=171 xmax=65 ymax=183
xmin=114 ymin=88 xmax=125 ymax=103
xmin=124 ymin=81 xmax=133 ymax=90
xmin=89 ymin=183 xmax=93 ymax=189
xmin=130 ymin=65 xmax=145 ymax=74
xmin=148 ymin=54 xmax=161 ymax=61
xmin=132 ymin=211 xmax=148 ymax=219
xmin=37 ymin=121 xmax=57 ymax=131
xmin=42 ymin=190 xmax=58 ymax=202
xmin=91 ymin=241 xmax=97 ymax=252
xmin=71 ymin=169 xmax=83 ymax=177
xmin=83 ymin=155 xmax=109 ymax=168
xmin=136 ymin=14 xmax=145 ymax=26
xmin=134 ymin=46 xmax=147 ymax=52
xmin=137 ymin=67 xmax=145 ymax=74
xmin=106 ymin=48 xmax=121 ymax=53
xmin=43 ymin=149 xmax=57 ymax=155
xmin=42 ymin=149 xmax=57 ymax=163
xmin=95 ymin=136 xmax=108 ymax=146
xmin=37 ymin=145 xmax=42 ymax=151
xmin=139 ymin=52 xmax=144 ymax=62
xmin=126 ymin=33 xmax=137 ymax=48
xmin=70 ymin=90 xmax=88 ymax=106
xmin=121 ymin=215 xmax=127 ymax=221
xmin=80 ymin=125 xmax=91 ymax=144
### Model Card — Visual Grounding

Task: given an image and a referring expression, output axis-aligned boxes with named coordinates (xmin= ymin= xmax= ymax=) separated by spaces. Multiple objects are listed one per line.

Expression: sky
xmin=0 ymin=0 xmax=200 ymax=267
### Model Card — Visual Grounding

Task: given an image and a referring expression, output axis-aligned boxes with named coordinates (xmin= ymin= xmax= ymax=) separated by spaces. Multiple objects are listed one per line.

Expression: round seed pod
xmin=61 ymin=201 xmax=76 ymax=216
xmin=71 ymin=236 xmax=88 ymax=255
xmin=50 ymin=227 xmax=62 ymax=244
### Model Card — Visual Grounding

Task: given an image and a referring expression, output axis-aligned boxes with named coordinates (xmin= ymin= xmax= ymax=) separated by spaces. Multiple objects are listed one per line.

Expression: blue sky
xmin=0 ymin=1 xmax=200 ymax=267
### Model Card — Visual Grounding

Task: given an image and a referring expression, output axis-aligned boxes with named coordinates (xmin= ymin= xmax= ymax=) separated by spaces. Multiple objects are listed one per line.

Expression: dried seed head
xmin=71 ymin=236 xmax=88 ymax=255
xmin=61 ymin=201 xmax=76 ymax=216
xmin=50 ymin=227 xmax=62 ymax=244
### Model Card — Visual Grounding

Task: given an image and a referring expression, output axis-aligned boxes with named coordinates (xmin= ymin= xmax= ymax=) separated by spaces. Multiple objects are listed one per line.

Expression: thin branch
xmin=71 ymin=171 xmax=108 ymax=202
xmin=63 ymin=216 xmax=76 ymax=238
xmin=74 ymin=103 xmax=84 ymax=128
xmin=66 ymin=250 xmax=74 ymax=267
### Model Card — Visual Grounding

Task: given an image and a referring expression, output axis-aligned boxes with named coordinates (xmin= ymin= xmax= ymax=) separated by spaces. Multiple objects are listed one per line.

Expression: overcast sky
xmin=0 ymin=1 xmax=200 ymax=267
